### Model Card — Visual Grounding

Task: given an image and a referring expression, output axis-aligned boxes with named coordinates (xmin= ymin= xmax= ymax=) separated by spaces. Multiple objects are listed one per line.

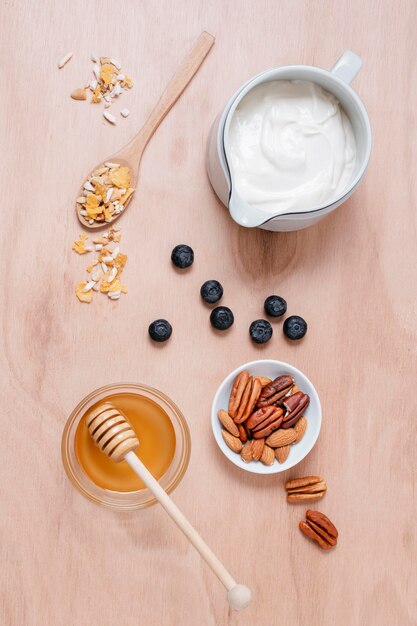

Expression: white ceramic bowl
xmin=211 ymin=360 xmax=322 ymax=474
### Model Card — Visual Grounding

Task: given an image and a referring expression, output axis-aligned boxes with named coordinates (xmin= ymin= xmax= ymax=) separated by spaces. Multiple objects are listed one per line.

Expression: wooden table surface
xmin=1 ymin=1 xmax=416 ymax=624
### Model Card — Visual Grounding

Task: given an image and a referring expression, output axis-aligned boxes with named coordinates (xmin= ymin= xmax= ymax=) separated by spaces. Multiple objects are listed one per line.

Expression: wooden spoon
xmin=76 ymin=31 xmax=215 ymax=229
xmin=86 ymin=402 xmax=252 ymax=610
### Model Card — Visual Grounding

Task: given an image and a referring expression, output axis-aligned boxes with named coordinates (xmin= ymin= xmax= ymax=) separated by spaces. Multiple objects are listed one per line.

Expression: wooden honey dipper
xmin=86 ymin=402 xmax=252 ymax=610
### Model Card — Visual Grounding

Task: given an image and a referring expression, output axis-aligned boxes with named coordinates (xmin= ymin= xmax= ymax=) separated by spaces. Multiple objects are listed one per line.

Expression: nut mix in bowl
xmin=211 ymin=360 xmax=321 ymax=474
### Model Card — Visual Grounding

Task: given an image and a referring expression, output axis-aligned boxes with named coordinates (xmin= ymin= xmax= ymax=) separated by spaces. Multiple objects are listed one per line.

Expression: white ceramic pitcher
xmin=206 ymin=50 xmax=371 ymax=231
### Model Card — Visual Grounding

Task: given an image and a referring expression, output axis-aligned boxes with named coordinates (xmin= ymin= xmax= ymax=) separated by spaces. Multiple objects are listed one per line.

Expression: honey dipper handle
xmin=128 ymin=31 xmax=215 ymax=157
xmin=124 ymin=451 xmax=251 ymax=610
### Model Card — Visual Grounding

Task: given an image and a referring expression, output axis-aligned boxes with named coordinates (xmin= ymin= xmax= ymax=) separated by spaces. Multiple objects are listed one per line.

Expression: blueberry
xmin=283 ymin=316 xmax=307 ymax=340
xmin=210 ymin=306 xmax=234 ymax=331
xmin=264 ymin=295 xmax=287 ymax=318
xmin=148 ymin=319 xmax=172 ymax=342
xmin=171 ymin=244 xmax=194 ymax=269
xmin=249 ymin=319 xmax=273 ymax=344
xmin=200 ymin=280 xmax=224 ymax=304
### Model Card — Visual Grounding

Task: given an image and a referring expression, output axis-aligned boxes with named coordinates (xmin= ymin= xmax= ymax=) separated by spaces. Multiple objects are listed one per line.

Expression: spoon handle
xmin=128 ymin=31 xmax=215 ymax=157
xmin=124 ymin=450 xmax=251 ymax=609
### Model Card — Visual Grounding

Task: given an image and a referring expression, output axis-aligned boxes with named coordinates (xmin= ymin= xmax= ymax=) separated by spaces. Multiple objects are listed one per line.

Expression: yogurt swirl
xmin=229 ymin=80 xmax=356 ymax=213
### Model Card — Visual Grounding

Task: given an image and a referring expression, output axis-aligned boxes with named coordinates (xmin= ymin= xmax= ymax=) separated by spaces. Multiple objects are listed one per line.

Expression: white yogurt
xmin=229 ymin=80 xmax=356 ymax=213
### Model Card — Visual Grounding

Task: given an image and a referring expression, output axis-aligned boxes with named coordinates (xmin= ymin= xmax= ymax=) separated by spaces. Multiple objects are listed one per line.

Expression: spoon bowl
xmin=76 ymin=31 xmax=215 ymax=229
xmin=76 ymin=157 xmax=137 ymax=229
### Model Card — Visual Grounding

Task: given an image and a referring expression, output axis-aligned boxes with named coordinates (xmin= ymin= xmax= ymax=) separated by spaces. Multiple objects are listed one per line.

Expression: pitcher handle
xmin=331 ymin=50 xmax=363 ymax=84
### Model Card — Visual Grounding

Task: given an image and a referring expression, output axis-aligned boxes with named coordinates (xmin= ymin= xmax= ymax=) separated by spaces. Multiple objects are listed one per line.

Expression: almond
xmin=217 ymin=409 xmax=239 ymax=437
xmin=265 ymin=428 xmax=297 ymax=448
xmin=71 ymin=88 xmax=87 ymax=101
xmin=221 ymin=429 xmax=242 ymax=453
xmin=251 ymin=438 xmax=265 ymax=461
xmin=294 ymin=416 xmax=307 ymax=443
xmin=240 ymin=441 xmax=253 ymax=463
xmin=275 ymin=445 xmax=291 ymax=463
xmin=260 ymin=445 xmax=275 ymax=466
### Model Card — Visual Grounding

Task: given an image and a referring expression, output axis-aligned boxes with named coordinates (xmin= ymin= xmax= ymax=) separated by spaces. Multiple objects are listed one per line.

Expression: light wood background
xmin=1 ymin=1 xmax=416 ymax=624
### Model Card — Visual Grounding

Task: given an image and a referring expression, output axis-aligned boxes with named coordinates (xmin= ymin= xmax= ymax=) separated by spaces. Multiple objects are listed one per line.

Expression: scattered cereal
xmin=120 ymin=108 xmax=130 ymax=118
xmin=58 ymin=51 xmax=73 ymax=69
xmin=72 ymin=56 xmax=133 ymax=116
xmin=77 ymin=163 xmax=135 ymax=225
xmin=72 ymin=233 xmax=89 ymax=254
xmin=72 ymin=227 xmax=127 ymax=303
xmin=76 ymin=282 xmax=93 ymax=303
xmin=103 ymin=111 xmax=116 ymax=124
xmin=71 ymin=88 xmax=87 ymax=101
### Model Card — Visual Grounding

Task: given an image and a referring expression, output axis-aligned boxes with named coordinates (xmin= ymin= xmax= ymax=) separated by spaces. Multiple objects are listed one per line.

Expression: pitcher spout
xmin=228 ymin=191 xmax=268 ymax=228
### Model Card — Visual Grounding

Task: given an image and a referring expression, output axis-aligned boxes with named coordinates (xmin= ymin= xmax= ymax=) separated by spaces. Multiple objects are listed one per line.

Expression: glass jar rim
xmin=61 ymin=382 xmax=191 ymax=511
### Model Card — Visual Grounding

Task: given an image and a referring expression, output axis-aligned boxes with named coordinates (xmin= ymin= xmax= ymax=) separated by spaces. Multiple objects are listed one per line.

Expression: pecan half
xmin=299 ymin=510 xmax=338 ymax=550
xmin=234 ymin=377 xmax=253 ymax=423
xmin=259 ymin=375 xmax=294 ymax=401
xmin=306 ymin=510 xmax=338 ymax=539
xmin=228 ymin=370 xmax=250 ymax=419
xmin=282 ymin=393 xmax=310 ymax=429
xmin=248 ymin=407 xmax=284 ymax=439
xmin=236 ymin=377 xmax=262 ymax=423
xmin=256 ymin=384 xmax=293 ymax=408
xmin=252 ymin=413 xmax=284 ymax=438
xmin=288 ymin=492 xmax=326 ymax=503
xmin=283 ymin=391 xmax=304 ymax=412
xmin=255 ymin=376 xmax=272 ymax=387
xmin=246 ymin=406 xmax=277 ymax=430
xmin=286 ymin=475 xmax=327 ymax=503
xmin=251 ymin=407 xmax=283 ymax=432
xmin=285 ymin=476 xmax=323 ymax=490
xmin=299 ymin=521 xmax=332 ymax=550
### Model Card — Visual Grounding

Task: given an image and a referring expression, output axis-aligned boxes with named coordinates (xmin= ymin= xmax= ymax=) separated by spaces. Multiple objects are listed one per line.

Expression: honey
xmin=75 ymin=392 xmax=176 ymax=492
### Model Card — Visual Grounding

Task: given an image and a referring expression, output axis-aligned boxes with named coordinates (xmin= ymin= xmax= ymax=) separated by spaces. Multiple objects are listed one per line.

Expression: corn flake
xmin=110 ymin=167 xmax=130 ymax=189
xmin=72 ymin=233 xmax=89 ymax=254
xmin=108 ymin=279 xmax=121 ymax=294
xmin=86 ymin=193 xmax=100 ymax=208
xmin=100 ymin=274 xmax=119 ymax=293
xmin=76 ymin=282 xmax=93 ymax=303
xmin=86 ymin=260 xmax=99 ymax=272
xmin=74 ymin=228 xmax=127 ymax=302
xmin=93 ymin=236 xmax=109 ymax=245
xmin=103 ymin=206 xmax=114 ymax=221
xmin=100 ymin=63 xmax=117 ymax=86
xmin=92 ymin=87 xmax=102 ymax=103
xmin=115 ymin=252 xmax=127 ymax=269
xmin=120 ymin=188 xmax=135 ymax=205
